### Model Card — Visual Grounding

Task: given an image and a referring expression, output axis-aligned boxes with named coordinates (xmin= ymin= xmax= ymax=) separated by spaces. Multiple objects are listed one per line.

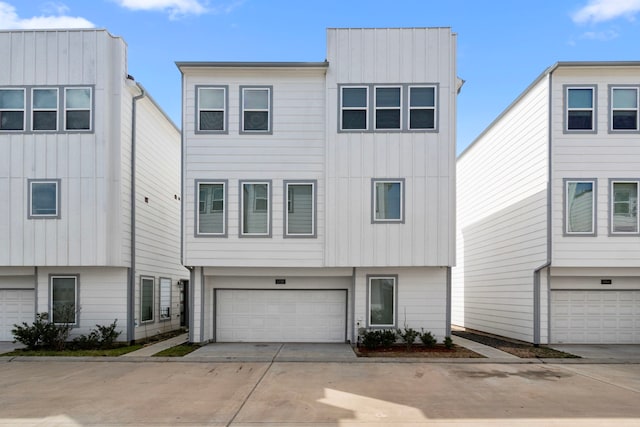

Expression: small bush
xmin=12 ymin=312 xmax=71 ymax=351
xmin=420 ymin=330 xmax=437 ymax=348
xmin=361 ymin=330 xmax=382 ymax=350
xmin=73 ymin=320 xmax=121 ymax=349
xmin=397 ymin=327 xmax=420 ymax=350
xmin=379 ymin=329 xmax=396 ymax=348
xmin=444 ymin=336 xmax=453 ymax=349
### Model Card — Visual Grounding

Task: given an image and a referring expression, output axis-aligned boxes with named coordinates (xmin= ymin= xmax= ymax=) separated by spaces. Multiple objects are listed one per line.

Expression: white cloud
xmin=572 ymin=0 xmax=640 ymax=24
xmin=113 ymin=0 xmax=208 ymax=18
xmin=580 ymin=29 xmax=620 ymax=40
xmin=0 ymin=2 xmax=94 ymax=29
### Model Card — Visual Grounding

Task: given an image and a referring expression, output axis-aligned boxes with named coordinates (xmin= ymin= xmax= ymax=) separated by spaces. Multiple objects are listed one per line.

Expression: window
xmin=51 ymin=276 xmax=77 ymax=325
xmin=368 ymin=276 xmax=396 ymax=327
xmin=141 ymin=277 xmax=154 ymax=323
xmin=241 ymin=87 xmax=271 ymax=133
xmin=28 ymin=179 xmax=60 ymax=218
xmin=565 ymin=180 xmax=596 ymax=235
xmin=566 ymin=86 xmax=595 ymax=131
xmin=341 ymin=86 xmax=368 ymax=130
xmin=409 ymin=86 xmax=436 ymax=130
xmin=64 ymin=87 xmax=91 ymax=130
xmin=610 ymin=87 xmax=639 ymax=131
xmin=159 ymin=278 xmax=171 ymax=320
xmin=198 ymin=86 xmax=227 ymax=132
xmin=285 ymin=181 xmax=316 ymax=237
xmin=0 ymin=88 xmax=25 ymax=130
xmin=611 ymin=180 xmax=639 ymax=234
xmin=240 ymin=181 xmax=271 ymax=236
xmin=375 ymin=86 xmax=401 ymax=130
xmin=32 ymin=88 xmax=58 ymax=131
xmin=372 ymin=179 xmax=404 ymax=223
xmin=196 ymin=181 xmax=226 ymax=236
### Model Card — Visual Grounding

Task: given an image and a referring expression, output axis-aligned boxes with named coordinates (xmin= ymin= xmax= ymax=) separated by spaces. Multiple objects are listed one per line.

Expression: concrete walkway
xmin=120 ymin=333 xmax=188 ymax=357
xmin=451 ymin=335 xmax=520 ymax=359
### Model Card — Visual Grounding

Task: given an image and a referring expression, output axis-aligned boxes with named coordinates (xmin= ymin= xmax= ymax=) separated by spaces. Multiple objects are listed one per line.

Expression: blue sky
xmin=2 ymin=0 xmax=639 ymax=153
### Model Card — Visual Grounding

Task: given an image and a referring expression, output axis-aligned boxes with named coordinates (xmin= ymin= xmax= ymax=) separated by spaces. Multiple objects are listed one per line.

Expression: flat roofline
xmin=176 ymin=61 xmax=329 ymax=70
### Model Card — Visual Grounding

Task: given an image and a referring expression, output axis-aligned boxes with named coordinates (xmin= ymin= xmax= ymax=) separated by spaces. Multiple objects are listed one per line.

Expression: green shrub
xmin=361 ymin=330 xmax=382 ymax=350
xmin=73 ymin=320 xmax=121 ymax=349
xmin=379 ymin=329 xmax=396 ymax=348
xmin=444 ymin=336 xmax=453 ymax=349
xmin=397 ymin=327 xmax=419 ymax=350
xmin=420 ymin=330 xmax=437 ymax=348
xmin=12 ymin=312 xmax=72 ymax=351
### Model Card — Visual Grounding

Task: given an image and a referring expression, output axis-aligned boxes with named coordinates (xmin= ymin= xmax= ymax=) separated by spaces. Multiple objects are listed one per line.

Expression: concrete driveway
xmin=1 ymin=359 xmax=639 ymax=426
xmin=551 ymin=344 xmax=640 ymax=360
xmin=0 ymin=341 xmax=23 ymax=354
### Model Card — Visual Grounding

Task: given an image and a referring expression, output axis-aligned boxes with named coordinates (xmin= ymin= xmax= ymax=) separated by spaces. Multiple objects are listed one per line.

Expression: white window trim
xmin=340 ymin=85 xmax=369 ymax=131
xmin=0 ymin=87 xmax=26 ymax=131
xmin=372 ymin=178 xmax=405 ymax=223
xmin=610 ymin=179 xmax=639 ymax=235
xmin=367 ymin=275 xmax=397 ymax=328
xmin=564 ymin=179 xmax=597 ymax=236
xmin=31 ymin=87 xmax=59 ymax=132
xmin=565 ymin=86 xmax=596 ymax=133
xmin=159 ymin=277 xmax=172 ymax=321
xmin=64 ymin=87 xmax=92 ymax=131
xmin=609 ymin=86 xmax=639 ymax=133
xmin=239 ymin=180 xmax=272 ymax=237
xmin=284 ymin=180 xmax=316 ymax=238
xmin=240 ymin=86 xmax=272 ymax=134
xmin=50 ymin=275 xmax=79 ymax=326
xmin=408 ymin=85 xmax=437 ymax=130
xmin=195 ymin=180 xmax=227 ymax=237
xmin=374 ymin=85 xmax=402 ymax=130
xmin=196 ymin=86 xmax=227 ymax=133
xmin=28 ymin=178 xmax=61 ymax=219
xmin=140 ymin=276 xmax=155 ymax=324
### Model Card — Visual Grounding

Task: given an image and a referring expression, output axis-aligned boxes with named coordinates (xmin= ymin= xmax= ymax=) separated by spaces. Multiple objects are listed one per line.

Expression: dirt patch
xmin=354 ymin=344 xmax=484 ymax=358
xmin=453 ymin=331 xmax=580 ymax=358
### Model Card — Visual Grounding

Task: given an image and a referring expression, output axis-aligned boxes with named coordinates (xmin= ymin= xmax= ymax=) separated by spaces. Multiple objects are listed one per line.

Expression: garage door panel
xmin=0 ymin=290 xmax=35 ymax=341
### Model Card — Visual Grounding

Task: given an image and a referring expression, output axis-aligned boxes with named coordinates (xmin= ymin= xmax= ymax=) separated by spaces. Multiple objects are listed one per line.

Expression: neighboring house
xmin=0 ymin=29 xmax=187 ymax=342
xmin=179 ymin=27 xmax=460 ymax=344
xmin=453 ymin=62 xmax=640 ymax=344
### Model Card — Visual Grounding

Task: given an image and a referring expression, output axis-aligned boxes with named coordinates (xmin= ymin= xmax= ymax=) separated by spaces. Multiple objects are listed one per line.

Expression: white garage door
xmin=0 ymin=290 xmax=35 ymax=341
xmin=551 ymin=290 xmax=640 ymax=344
xmin=216 ymin=289 xmax=347 ymax=343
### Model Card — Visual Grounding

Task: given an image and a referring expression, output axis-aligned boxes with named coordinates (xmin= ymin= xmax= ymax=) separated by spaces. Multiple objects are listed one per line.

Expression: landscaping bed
xmin=453 ymin=330 xmax=580 ymax=358
xmin=355 ymin=344 xmax=484 ymax=358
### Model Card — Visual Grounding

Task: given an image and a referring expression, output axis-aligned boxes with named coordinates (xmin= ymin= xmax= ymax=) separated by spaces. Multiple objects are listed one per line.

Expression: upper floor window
xmin=409 ymin=86 xmax=436 ymax=130
xmin=372 ymin=179 xmax=404 ymax=223
xmin=284 ymin=181 xmax=316 ymax=237
xmin=28 ymin=179 xmax=60 ymax=219
xmin=0 ymin=88 xmax=25 ymax=131
xmin=196 ymin=180 xmax=227 ymax=236
xmin=65 ymin=87 xmax=92 ymax=131
xmin=610 ymin=86 xmax=639 ymax=132
xmin=32 ymin=88 xmax=59 ymax=131
xmin=341 ymin=86 xmax=368 ymax=130
xmin=197 ymin=86 xmax=227 ymax=132
xmin=240 ymin=86 xmax=271 ymax=133
xmin=565 ymin=179 xmax=596 ymax=236
xmin=240 ymin=180 xmax=271 ymax=236
xmin=610 ymin=180 xmax=639 ymax=234
xmin=566 ymin=86 xmax=595 ymax=132
xmin=375 ymin=86 xmax=401 ymax=130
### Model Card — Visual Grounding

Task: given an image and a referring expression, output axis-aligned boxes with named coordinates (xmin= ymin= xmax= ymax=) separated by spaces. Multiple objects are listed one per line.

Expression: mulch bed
xmin=355 ymin=344 xmax=484 ymax=358
xmin=453 ymin=330 xmax=580 ymax=358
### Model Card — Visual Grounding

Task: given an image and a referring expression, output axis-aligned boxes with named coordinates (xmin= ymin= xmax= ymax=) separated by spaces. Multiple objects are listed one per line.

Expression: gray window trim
xmin=407 ymin=84 xmax=439 ymax=132
xmin=239 ymin=179 xmax=272 ymax=237
xmin=374 ymin=85 xmax=403 ymax=132
xmin=27 ymin=178 xmax=61 ymax=219
xmin=371 ymin=178 xmax=405 ymax=224
xmin=365 ymin=274 xmax=398 ymax=328
xmin=0 ymin=87 xmax=26 ymax=132
xmin=140 ymin=276 xmax=155 ymax=324
xmin=564 ymin=85 xmax=597 ymax=134
xmin=283 ymin=180 xmax=317 ymax=238
xmin=339 ymin=85 xmax=370 ymax=131
xmin=608 ymin=178 xmax=640 ymax=236
xmin=49 ymin=274 xmax=80 ymax=326
xmin=608 ymin=85 xmax=640 ymax=134
xmin=31 ymin=87 xmax=59 ymax=132
xmin=158 ymin=277 xmax=172 ymax=321
xmin=239 ymin=86 xmax=273 ymax=135
xmin=194 ymin=179 xmax=228 ymax=237
xmin=563 ymin=178 xmax=597 ymax=236
xmin=195 ymin=85 xmax=228 ymax=134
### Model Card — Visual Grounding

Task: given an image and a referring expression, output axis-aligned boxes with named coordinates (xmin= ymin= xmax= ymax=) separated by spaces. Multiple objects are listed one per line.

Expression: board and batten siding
xmin=0 ymin=30 xmax=129 ymax=267
xmin=324 ymin=28 xmax=456 ymax=267
xmin=453 ymin=76 xmax=550 ymax=342
xmin=182 ymin=68 xmax=327 ymax=267
xmin=551 ymin=66 xmax=640 ymax=268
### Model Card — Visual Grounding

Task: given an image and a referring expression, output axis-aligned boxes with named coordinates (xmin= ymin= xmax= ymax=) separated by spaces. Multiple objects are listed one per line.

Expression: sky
xmin=1 ymin=0 xmax=639 ymax=154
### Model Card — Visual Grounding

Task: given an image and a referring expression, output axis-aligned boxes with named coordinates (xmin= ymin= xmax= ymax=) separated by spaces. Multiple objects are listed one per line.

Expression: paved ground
xmin=551 ymin=344 xmax=640 ymax=360
xmin=0 ymin=359 xmax=639 ymax=426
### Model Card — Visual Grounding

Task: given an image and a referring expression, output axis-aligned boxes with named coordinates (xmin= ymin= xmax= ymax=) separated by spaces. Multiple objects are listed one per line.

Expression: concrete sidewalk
xmin=120 ymin=333 xmax=188 ymax=357
xmin=451 ymin=335 xmax=520 ymax=359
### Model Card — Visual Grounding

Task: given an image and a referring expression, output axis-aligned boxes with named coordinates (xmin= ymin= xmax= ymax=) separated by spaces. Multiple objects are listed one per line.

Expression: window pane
xmin=0 ymin=111 xmax=24 ymax=130
xmin=0 ymin=89 xmax=24 ymax=108
xmin=370 ymin=278 xmax=394 ymax=326
xmin=287 ymin=184 xmax=313 ymax=235
xmin=613 ymin=111 xmax=637 ymax=130
xmin=612 ymin=182 xmax=638 ymax=233
xmin=376 ymin=182 xmax=401 ymax=220
xmin=159 ymin=278 xmax=171 ymax=319
xmin=243 ymin=89 xmax=268 ymax=109
xmin=33 ymin=89 xmax=57 ymax=109
xmin=31 ymin=182 xmax=57 ymax=216
xmin=342 ymin=110 xmax=366 ymax=129
xmin=199 ymin=88 xmax=224 ymax=109
xmin=376 ymin=109 xmax=400 ymax=129
xmin=66 ymin=110 xmax=90 ymax=130
xmin=141 ymin=278 xmax=154 ymax=322
xmin=410 ymin=87 xmax=435 ymax=107
xmin=52 ymin=277 xmax=76 ymax=324
xmin=410 ymin=109 xmax=435 ymax=129
xmin=567 ymin=182 xmax=593 ymax=233
xmin=244 ymin=111 xmax=268 ymax=131
xmin=66 ymin=88 xmax=90 ymax=108
xmin=342 ymin=88 xmax=367 ymax=108
xmin=200 ymin=111 xmax=224 ymax=130
xmin=33 ymin=111 xmax=57 ymax=130
xmin=376 ymin=87 xmax=400 ymax=107
xmin=568 ymin=111 xmax=592 ymax=130
xmin=198 ymin=183 xmax=224 ymax=234
xmin=613 ymin=88 xmax=637 ymax=108
xmin=568 ymin=89 xmax=593 ymax=108
xmin=243 ymin=183 xmax=268 ymax=234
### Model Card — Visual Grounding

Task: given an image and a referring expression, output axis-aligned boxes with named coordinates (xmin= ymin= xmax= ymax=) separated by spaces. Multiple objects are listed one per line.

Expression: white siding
xmin=453 ymin=77 xmax=549 ymax=342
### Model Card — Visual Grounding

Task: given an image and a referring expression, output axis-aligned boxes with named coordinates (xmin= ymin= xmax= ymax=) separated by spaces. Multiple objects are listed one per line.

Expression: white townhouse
xmin=453 ymin=62 xmax=640 ymax=345
xmin=0 ymin=29 xmax=187 ymax=342
xmin=179 ymin=27 xmax=460 ymax=344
